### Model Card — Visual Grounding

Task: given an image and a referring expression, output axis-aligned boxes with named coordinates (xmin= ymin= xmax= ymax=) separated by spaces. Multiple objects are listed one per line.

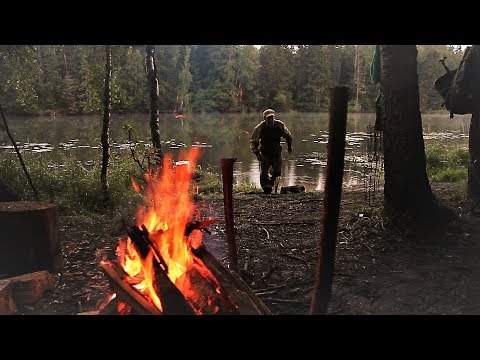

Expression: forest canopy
xmin=0 ymin=45 xmax=464 ymax=115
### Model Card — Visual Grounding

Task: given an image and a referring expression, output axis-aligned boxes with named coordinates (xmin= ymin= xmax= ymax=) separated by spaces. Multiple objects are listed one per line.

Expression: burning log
xmin=102 ymin=224 xmax=271 ymax=315
xmin=100 ymin=148 xmax=271 ymax=315
xmin=0 ymin=201 xmax=62 ymax=277
xmin=123 ymin=224 xmax=195 ymax=315
xmin=100 ymin=261 xmax=162 ymax=315
xmin=102 ymin=244 xmax=271 ymax=315
xmin=176 ymin=263 xmax=240 ymax=315
xmin=192 ymin=246 xmax=271 ymax=315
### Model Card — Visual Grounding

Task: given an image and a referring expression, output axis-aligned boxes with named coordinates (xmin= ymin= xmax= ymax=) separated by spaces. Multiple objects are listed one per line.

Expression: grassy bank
xmin=424 ymin=143 xmax=469 ymax=182
xmin=0 ymin=143 xmax=470 ymax=215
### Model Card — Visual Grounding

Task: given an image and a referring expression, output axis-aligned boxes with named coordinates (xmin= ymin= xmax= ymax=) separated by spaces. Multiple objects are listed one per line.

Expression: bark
xmin=467 ymin=46 xmax=480 ymax=199
xmin=101 ymin=45 xmax=111 ymax=201
xmin=468 ymin=112 xmax=480 ymax=199
xmin=354 ymin=45 xmax=361 ymax=111
xmin=63 ymin=53 xmax=68 ymax=75
xmin=380 ymin=45 xmax=435 ymax=217
xmin=145 ymin=45 xmax=163 ymax=164
xmin=37 ymin=45 xmax=43 ymax=85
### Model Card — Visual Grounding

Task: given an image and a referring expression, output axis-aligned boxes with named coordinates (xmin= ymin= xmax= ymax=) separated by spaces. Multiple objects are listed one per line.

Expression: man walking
xmin=249 ymin=108 xmax=293 ymax=194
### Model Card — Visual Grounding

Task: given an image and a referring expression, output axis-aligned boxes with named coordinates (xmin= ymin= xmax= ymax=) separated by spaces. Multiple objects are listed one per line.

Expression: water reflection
xmin=0 ymin=112 xmax=471 ymax=192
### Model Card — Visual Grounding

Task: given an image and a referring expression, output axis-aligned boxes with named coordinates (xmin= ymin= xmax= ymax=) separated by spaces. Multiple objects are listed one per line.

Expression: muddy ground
xmin=12 ymin=182 xmax=480 ymax=315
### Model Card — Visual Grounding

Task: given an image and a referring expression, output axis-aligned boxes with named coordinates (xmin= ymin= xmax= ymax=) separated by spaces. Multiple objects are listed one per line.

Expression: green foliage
xmin=78 ymin=46 xmax=104 ymax=113
xmin=193 ymin=165 xmax=223 ymax=193
xmin=193 ymin=165 xmax=260 ymax=194
xmin=272 ymin=90 xmax=294 ymax=112
xmin=425 ymin=143 xmax=469 ymax=182
xmin=233 ymin=183 xmax=261 ymax=193
xmin=177 ymin=46 xmax=193 ymax=111
xmin=0 ymin=44 xmax=467 ymax=115
xmin=430 ymin=167 xmax=467 ymax=182
xmin=0 ymin=153 xmax=143 ymax=215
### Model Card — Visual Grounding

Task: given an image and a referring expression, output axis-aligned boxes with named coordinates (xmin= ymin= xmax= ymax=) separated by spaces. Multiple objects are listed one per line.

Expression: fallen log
xmin=8 ymin=270 xmax=55 ymax=305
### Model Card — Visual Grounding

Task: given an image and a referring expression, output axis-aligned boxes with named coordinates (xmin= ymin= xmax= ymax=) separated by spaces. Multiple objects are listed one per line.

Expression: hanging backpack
xmin=434 ymin=46 xmax=480 ymax=118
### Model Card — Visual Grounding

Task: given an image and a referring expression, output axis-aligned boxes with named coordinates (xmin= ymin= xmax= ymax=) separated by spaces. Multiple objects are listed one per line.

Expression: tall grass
xmin=425 ymin=143 xmax=469 ymax=182
xmin=0 ymin=153 xmax=144 ymax=215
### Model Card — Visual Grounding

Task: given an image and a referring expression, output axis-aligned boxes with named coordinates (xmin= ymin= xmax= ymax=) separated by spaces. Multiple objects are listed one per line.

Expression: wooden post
xmin=309 ymin=86 xmax=349 ymax=315
xmin=220 ymin=158 xmax=238 ymax=273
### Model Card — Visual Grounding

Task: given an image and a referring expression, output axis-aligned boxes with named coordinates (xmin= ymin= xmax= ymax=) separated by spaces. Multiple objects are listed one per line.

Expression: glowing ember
xmin=114 ymin=147 xmax=231 ymax=314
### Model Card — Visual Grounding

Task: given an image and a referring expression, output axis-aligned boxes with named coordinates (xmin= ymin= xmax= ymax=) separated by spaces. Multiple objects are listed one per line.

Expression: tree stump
xmin=0 ymin=202 xmax=62 ymax=276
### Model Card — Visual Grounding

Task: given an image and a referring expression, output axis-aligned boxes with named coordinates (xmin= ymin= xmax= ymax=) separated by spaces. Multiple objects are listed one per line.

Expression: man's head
xmin=263 ymin=108 xmax=275 ymax=127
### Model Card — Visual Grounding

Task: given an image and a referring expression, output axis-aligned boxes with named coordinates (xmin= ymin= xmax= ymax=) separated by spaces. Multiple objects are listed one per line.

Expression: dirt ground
xmin=12 ymin=181 xmax=480 ymax=315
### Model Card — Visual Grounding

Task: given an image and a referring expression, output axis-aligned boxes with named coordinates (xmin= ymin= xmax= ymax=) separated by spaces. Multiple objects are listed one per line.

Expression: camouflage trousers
xmin=259 ymin=152 xmax=282 ymax=193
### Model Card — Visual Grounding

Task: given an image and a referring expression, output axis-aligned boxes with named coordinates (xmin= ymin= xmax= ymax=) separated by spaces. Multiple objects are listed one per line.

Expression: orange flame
xmin=115 ymin=147 xmax=227 ymax=313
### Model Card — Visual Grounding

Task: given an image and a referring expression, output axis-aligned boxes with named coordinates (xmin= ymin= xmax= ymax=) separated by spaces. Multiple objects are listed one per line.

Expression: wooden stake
xmin=220 ymin=157 xmax=238 ymax=273
xmin=309 ymin=86 xmax=349 ymax=315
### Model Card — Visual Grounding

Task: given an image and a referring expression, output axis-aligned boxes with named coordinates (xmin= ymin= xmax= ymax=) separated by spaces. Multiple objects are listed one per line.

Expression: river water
xmin=0 ymin=112 xmax=470 ymax=192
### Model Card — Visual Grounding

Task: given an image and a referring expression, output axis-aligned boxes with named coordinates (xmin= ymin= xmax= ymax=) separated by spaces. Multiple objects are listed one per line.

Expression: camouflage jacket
xmin=250 ymin=119 xmax=292 ymax=156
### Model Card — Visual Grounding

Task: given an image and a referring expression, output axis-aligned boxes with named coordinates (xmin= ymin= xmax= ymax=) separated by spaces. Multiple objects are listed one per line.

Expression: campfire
xmin=99 ymin=148 xmax=270 ymax=315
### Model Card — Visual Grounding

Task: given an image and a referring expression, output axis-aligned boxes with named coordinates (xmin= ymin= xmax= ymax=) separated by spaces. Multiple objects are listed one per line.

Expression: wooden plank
xmin=8 ymin=270 xmax=55 ymax=305
xmin=0 ymin=279 xmax=16 ymax=315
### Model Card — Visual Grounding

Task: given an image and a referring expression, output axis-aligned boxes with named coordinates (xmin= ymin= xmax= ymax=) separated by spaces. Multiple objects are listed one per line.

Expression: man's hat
xmin=263 ymin=108 xmax=275 ymax=119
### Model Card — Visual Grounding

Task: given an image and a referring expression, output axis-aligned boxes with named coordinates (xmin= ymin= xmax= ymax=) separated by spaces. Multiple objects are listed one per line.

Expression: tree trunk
xmin=0 ymin=202 xmax=62 ymax=277
xmin=145 ymin=45 xmax=163 ymax=164
xmin=37 ymin=45 xmax=43 ymax=86
xmin=467 ymin=46 xmax=480 ymax=199
xmin=354 ymin=45 xmax=361 ymax=112
xmin=63 ymin=53 xmax=68 ymax=75
xmin=380 ymin=45 xmax=435 ymax=218
xmin=101 ymin=45 xmax=111 ymax=202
